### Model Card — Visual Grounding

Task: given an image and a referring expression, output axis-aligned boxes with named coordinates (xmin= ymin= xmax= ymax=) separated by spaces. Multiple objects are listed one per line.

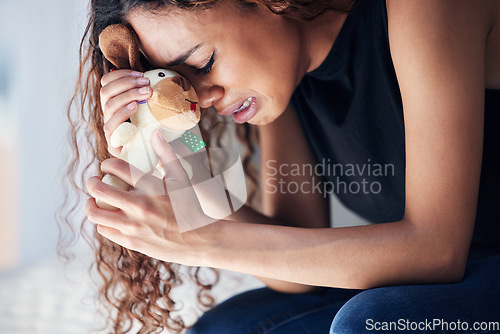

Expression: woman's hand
xmin=85 ymin=130 xmax=209 ymax=265
xmin=100 ymin=69 xmax=152 ymax=157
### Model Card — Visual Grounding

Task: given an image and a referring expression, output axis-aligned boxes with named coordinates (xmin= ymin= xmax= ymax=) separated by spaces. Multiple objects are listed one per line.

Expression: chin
xmin=248 ymin=115 xmax=270 ymax=126
xmin=248 ymin=105 xmax=283 ymax=125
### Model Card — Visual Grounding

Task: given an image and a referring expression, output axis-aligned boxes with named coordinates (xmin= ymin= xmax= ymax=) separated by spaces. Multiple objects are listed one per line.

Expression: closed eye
xmin=195 ymin=51 xmax=215 ymax=76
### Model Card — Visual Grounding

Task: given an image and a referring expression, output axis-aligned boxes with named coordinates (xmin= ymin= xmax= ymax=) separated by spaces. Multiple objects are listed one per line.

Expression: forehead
xmin=125 ymin=6 xmax=227 ymax=66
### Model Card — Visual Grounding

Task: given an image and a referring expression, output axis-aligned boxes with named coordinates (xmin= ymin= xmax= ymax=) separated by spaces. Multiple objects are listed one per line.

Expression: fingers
xmin=85 ymin=199 xmax=129 ymax=248
xmin=103 ymin=101 xmax=137 ymax=135
xmin=101 ymin=81 xmax=152 ymax=122
xmin=95 ymin=225 xmax=128 ymax=249
xmin=101 ymin=70 xmax=146 ymax=114
xmin=101 ymin=158 xmax=144 ymax=187
xmin=85 ymin=197 xmax=131 ymax=231
xmin=100 ymin=158 xmax=170 ymax=196
xmin=103 ymin=103 xmax=137 ymax=158
xmin=86 ymin=175 xmax=132 ymax=210
xmin=100 ymin=69 xmax=152 ymax=158
xmin=100 ymin=69 xmax=143 ymax=87
xmin=107 ymin=143 xmax=122 ymax=159
xmin=151 ymin=129 xmax=189 ymax=186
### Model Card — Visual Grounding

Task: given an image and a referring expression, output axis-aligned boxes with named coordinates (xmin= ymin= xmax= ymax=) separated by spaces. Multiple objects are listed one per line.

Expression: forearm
xmin=225 ymin=205 xmax=321 ymax=293
xmin=193 ymin=218 xmax=463 ymax=290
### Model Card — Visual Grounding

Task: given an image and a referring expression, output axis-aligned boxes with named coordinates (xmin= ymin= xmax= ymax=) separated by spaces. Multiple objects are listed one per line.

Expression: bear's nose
xmin=172 ymin=76 xmax=191 ymax=92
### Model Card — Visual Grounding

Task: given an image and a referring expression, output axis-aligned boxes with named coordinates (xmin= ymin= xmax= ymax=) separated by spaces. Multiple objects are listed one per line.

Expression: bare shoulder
xmin=386 ymin=0 xmax=500 ymax=88
xmin=386 ymin=0 xmax=495 ymax=24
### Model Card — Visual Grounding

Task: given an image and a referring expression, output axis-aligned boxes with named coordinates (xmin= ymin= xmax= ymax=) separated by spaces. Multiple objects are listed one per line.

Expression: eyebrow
xmin=166 ymin=44 xmax=203 ymax=67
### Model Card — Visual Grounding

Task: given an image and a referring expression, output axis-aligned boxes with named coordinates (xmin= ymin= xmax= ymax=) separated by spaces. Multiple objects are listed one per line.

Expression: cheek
xmin=213 ymin=53 xmax=296 ymax=125
xmin=218 ymin=18 xmax=300 ymax=82
xmin=217 ymin=45 xmax=299 ymax=100
xmin=244 ymin=36 xmax=300 ymax=105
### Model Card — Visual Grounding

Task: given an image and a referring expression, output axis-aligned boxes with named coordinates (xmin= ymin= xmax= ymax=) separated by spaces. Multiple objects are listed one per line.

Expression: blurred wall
xmin=0 ymin=0 xmax=372 ymax=271
xmin=0 ymin=0 xmax=88 ymax=269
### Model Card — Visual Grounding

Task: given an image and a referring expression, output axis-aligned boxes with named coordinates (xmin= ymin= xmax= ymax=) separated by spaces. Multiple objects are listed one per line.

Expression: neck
xmin=299 ymin=11 xmax=348 ymax=73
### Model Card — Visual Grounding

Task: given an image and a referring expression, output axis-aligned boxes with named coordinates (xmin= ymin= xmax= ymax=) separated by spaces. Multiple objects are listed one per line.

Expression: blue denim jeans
xmin=188 ymin=254 xmax=500 ymax=334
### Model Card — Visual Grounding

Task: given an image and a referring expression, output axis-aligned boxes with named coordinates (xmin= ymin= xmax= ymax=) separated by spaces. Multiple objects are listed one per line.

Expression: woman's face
xmin=126 ymin=2 xmax=306 ymax=125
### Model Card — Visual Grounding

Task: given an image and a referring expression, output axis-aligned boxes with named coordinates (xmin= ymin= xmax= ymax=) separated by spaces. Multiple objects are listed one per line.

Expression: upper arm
xmin=258 ymin=104 xmax=329 ymax=229
xmin=387 ymin=0 xmax=489 ymax=267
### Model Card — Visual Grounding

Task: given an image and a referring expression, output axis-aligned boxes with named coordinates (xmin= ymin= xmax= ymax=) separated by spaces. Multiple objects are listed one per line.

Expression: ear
xmin=98 ymin=23 xmax=150 ymax=71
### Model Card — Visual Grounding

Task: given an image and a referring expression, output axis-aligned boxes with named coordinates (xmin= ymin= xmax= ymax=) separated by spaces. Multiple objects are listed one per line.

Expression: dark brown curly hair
xmin=57 ymin=0 xmax=355 ymax=333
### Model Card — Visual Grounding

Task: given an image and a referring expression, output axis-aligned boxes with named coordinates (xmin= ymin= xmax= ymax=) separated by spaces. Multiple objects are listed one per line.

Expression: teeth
xmin=234 ymin=97 xmax=253 ymax=114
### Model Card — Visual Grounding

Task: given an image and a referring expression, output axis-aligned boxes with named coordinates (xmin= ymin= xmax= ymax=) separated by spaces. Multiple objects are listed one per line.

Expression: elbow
xmin=255 ymin=276 xmax=323 ymax=294
xmin=407 ymin=218 xmax=470 ymax=284
xmin=414 ymin=235 xmax=469 ymax=285
xmin=352 ymin=243 xmax=469 ymax=290
xmin=268 ymin=284 xmax=324 ymax=294
xmin=433 ymin=247 xmax=468 ymax=283
xmin=354 ymin=254 xmax=467 ymax=290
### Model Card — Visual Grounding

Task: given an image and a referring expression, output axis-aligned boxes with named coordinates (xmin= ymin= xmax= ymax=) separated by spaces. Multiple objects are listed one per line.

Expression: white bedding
xmin=0 ymin=254 xmax=262 ymax=334
xmin=0 ymin=257 xmax=97 ymax=334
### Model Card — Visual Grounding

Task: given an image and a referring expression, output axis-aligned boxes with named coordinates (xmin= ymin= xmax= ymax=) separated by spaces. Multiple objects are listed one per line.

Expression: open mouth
xmin=233 ymin=97 xmax=253 ymax=114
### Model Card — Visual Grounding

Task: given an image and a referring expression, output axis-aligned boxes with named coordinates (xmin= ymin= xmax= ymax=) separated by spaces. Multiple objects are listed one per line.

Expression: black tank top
xmin=291 ymin=0 xmax=500 ymax=260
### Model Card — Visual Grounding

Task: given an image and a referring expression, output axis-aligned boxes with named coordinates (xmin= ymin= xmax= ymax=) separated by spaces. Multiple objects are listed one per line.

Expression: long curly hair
xmin=57 ymin=0 xmax=355 ymax=333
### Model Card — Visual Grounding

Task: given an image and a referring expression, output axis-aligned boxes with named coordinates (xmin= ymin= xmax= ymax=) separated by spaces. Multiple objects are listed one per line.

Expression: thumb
xmin=152 ymin=129 xmax=188 ymax=184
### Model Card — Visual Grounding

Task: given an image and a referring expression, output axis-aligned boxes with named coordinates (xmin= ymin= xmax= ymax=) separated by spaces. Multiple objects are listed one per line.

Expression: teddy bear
xmin=96 ymin=24 xmax=205 ymax=210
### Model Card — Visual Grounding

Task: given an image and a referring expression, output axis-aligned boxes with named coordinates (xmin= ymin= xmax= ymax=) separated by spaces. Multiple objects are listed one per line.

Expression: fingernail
xmin=137 ymin=77 xmax=149 ymax=85
xmin=127 ymin=102 xmax=136 ymax=110
xmin=130 ymin=71 xmax=143 ymax=77
xmin=138 ymin=86 xmax=150 ymax=95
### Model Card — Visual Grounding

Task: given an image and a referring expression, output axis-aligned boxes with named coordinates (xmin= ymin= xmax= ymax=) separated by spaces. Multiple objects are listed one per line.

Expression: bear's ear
xmin=98 ymin=23 xmax=150 ymax=72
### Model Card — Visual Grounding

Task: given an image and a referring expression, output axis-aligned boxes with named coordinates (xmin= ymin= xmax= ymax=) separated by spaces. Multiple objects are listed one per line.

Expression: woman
xmin=69 ymin=0 xmax=500 ymax=332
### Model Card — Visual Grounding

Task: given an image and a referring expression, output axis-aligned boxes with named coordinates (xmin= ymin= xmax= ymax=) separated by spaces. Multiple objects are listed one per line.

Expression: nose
xmin=197 ymin=84 xmax=224 ymax=109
